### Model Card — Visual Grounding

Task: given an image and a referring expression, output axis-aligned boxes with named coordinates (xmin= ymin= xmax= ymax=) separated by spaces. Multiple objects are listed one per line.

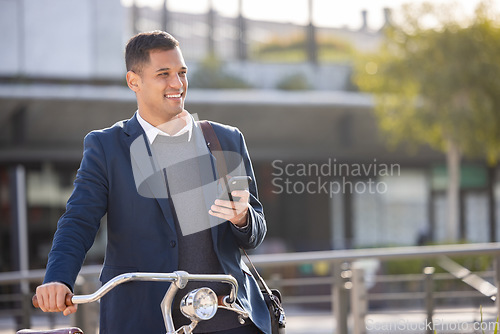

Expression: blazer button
xmin=170 ymin=240 xmax=177 ymax=248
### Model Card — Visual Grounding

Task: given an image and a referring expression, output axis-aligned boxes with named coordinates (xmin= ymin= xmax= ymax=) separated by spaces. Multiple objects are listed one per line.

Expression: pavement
xmin=0 ymin=306 xmax=498 ymax=334
xmin=285 ymin=305 xmax=498 ymax=334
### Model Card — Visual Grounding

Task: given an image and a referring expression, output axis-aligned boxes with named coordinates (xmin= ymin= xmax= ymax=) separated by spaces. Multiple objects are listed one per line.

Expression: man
xmin=35 ymin=31 xmax=270 ymax=334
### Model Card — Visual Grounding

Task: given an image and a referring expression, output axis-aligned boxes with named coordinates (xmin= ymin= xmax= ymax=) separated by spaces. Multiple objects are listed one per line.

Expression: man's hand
xmin=209 ymin=190 xmax=250 ymax=228
xmin=35 ymin=282 xmax=77 ymax=316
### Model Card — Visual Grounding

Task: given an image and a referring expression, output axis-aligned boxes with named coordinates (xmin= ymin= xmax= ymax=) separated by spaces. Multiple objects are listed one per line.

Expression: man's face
xmin=130 ymin=47 xmax=188 ymax=125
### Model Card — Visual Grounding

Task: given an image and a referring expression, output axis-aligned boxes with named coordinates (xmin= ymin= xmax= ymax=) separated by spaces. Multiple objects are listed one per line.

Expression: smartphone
xmin=218 ymin=176 xmax=253 ymax=201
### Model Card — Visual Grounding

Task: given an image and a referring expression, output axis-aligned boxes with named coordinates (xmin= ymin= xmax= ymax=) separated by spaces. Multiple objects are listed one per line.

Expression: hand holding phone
xmin=218 ymin=176 xmax=252 ymax=201
xmin=210 ymin=176 xmax=253 ymax=227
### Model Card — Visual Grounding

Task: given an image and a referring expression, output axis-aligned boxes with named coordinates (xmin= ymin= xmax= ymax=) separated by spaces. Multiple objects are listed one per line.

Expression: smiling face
xmin=126 ymin=47 xmax=188 ymax=127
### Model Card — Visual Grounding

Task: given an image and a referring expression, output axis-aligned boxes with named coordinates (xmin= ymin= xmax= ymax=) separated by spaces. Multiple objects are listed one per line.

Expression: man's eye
xmin=159 ymin=72 xmax=168 ymax=76
xmin=179 ymin=71 xmax=187 ymax=76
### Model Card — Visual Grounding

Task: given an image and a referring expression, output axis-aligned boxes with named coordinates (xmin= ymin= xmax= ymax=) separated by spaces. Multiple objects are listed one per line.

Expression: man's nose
xmin=169 ymin=74 xmax=183 ymax=88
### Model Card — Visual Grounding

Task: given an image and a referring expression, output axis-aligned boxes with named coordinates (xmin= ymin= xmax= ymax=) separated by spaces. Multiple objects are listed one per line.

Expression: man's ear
xmin=126 ymin=71 xmax=140 ymax=92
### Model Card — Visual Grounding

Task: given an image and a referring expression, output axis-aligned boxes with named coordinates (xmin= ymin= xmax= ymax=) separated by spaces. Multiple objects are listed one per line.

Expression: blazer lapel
xmin=124 ymin=113 xmax=177 ymax=234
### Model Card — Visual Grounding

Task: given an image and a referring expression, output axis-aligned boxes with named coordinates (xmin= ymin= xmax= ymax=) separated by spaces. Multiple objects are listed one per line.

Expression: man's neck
xmin=139 ymin=110 xmax=189 ymax=136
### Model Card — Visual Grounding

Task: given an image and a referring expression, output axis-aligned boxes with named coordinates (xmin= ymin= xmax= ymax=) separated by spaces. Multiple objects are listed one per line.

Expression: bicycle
xmin=20 ymin=271 xmax=250 ymax=334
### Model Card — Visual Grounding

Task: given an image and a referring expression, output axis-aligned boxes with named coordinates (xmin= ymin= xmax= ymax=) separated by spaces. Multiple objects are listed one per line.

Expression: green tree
xmin=353 ymin=1 xmax=500 ymax=241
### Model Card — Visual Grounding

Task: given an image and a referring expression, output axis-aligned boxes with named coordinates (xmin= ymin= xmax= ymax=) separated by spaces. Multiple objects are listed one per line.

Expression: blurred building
xmin=0 ymin=0 xmax=499 ymax=275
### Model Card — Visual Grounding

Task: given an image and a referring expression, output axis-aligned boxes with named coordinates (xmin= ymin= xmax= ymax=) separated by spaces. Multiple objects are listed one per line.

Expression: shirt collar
xmin=136 ymin=110 xmax=193 ymax=144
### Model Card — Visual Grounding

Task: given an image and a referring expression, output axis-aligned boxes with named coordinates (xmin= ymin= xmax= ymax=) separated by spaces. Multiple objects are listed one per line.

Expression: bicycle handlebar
xmin=33 ymin=271 xmax=239 ymax=307
xmin=33 ymin=271 xmax=249 ymax=334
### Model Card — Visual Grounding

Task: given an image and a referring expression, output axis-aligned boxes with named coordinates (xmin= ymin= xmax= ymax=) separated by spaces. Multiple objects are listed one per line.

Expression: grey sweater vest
xmin=151 ymin=129 xmax=245 ymax=332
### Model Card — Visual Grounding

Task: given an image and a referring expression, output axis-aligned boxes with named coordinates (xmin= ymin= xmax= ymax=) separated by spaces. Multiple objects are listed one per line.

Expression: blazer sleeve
xmin=230 ymin=130 xmax=267 ymax=249
xmin=43 ymin=132 xmax=109 ymax=289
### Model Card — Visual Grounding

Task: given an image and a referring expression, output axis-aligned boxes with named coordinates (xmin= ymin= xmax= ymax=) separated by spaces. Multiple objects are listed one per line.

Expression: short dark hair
xmin=125 ymin=30 xmax=180 ymax=73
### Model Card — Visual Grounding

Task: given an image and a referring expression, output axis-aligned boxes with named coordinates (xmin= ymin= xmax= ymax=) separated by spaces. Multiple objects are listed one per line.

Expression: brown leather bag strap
xmin=198 ymin=120 xmax=229 ymax=181
xmin=199 ymin=121 xmax=273 ymax=295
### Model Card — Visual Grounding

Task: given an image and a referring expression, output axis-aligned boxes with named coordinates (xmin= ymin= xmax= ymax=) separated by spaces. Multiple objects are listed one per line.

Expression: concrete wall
xmin=0 ymin=0 xmax=125 ymax=79
xmin=0 ymin=1 xmax=359 ymax=89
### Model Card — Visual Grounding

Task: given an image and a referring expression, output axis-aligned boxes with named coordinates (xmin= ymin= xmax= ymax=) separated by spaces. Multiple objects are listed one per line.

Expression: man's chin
xmin=159 ymin=108 xmax=187 ymax=122
xmin=165 ymin=107 xmax=184 ymax=117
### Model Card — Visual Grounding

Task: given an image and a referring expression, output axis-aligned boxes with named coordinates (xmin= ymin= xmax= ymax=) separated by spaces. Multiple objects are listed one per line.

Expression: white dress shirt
xmin=136 ymin=110 xmax=193 ymax=144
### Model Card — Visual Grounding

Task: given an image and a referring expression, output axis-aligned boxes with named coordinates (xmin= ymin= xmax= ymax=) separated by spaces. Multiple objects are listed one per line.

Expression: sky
xmin=121 ymin=0 xmax=499 ymax=30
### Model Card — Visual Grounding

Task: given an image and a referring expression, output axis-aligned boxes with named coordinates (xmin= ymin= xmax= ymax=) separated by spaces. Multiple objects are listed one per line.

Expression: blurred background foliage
xmin=385 ymin=255 xmax=493 ymax=275
xmin=353 ymin=1 xmax=500 ymax=165
xmin=253 ymin=33 xmax=356 ymax=63
xmin=189 ymin=55 xmax=253 ymax=89
xmin=276 ymin=73 xmax=312 ymax=90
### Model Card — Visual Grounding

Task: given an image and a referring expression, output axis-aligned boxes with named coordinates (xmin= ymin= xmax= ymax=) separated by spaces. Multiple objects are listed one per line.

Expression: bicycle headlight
xmin=180 ymin=287 xmax=218 ymax=321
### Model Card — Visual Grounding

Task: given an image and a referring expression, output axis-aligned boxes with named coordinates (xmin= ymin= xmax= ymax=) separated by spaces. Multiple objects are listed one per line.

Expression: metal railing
xmin=249 ymin=242 xmax=500 ymax=334
xmin=1 ymin=242 xmax=499 ymax=333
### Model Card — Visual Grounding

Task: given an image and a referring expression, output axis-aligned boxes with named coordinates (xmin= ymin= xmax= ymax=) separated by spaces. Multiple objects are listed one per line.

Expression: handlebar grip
xmin=66 ymin=293 xmax=74 ymax=306
xmin=218 ymin=295 xmax=228 ymax=306
xmin=32 ymin=293 xmax=74 ymax=308
xmin=32 ymin=294 xmax=39 ymax=308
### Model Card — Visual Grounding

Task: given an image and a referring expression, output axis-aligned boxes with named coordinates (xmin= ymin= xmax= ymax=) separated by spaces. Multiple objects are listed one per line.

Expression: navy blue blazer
xmin=44 ymin=113 xmax=271 ymax=333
